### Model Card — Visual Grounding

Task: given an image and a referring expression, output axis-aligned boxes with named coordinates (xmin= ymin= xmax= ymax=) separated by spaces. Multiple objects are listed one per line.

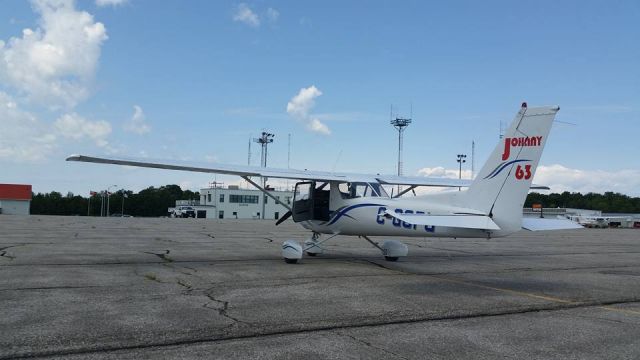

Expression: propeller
xmin=275 ymin=210 xmax=292 ymax=226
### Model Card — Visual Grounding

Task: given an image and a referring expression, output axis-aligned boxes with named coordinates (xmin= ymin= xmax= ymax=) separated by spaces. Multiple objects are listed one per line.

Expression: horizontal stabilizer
xmin=385 ymin=210 xmax=500 ymax=230
xmin=522 ymin=217 xmax=583 ymax=231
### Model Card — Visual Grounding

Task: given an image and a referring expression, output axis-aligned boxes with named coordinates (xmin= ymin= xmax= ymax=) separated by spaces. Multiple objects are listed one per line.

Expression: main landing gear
xmin=281 ymin=233 xmax=408 ymax=264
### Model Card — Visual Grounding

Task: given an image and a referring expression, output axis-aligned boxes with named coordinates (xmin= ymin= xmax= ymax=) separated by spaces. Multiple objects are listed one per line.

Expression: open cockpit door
xmin=292 ymin=181 xmax=331 ymax=222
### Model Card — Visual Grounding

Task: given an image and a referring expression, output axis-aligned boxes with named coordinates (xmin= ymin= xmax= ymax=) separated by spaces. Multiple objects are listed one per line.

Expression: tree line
xmin=525 ymin=191 xmax=640 ymax=213
xmin=29 ymin=187 xmax=640 ymax=217
xmin=30 ymin=185 xmax=199 ymax=217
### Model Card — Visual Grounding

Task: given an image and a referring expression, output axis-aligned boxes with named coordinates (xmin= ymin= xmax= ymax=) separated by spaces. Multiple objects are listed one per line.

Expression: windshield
xmin=339 ymin=182 xmax=389 ymax=199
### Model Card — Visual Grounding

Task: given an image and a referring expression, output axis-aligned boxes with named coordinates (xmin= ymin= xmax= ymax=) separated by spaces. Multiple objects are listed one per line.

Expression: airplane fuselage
xmin=299 ymin=194 xmax=513 ymax=239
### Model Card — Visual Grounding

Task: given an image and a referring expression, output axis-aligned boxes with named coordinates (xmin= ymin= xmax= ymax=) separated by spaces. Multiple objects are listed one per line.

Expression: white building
xmin=172 ymin=185 xmax=294 ymax=220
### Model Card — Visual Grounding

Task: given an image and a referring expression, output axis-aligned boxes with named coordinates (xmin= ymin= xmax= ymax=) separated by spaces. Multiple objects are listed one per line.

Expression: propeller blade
xmin=275 ymin=210 xmax=292 ymax=226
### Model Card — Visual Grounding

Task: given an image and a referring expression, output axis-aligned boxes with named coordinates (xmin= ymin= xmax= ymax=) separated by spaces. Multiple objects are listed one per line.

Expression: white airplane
xmin=67 ymin=103 xmax=581 ymax=264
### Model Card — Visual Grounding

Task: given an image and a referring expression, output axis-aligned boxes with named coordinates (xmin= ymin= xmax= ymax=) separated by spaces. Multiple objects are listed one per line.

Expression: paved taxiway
xmin=1 ymin=215 xmax=639 ymax=359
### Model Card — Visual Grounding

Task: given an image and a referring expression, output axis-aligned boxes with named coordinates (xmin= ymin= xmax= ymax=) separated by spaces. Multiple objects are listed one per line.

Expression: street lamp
xmin=456 ymin=154 xmax=467 ymax=191
xmin=121 ymin=189 xmax=128 ymax=217
xmin=106 ymin=185 xmax=118 ymax=217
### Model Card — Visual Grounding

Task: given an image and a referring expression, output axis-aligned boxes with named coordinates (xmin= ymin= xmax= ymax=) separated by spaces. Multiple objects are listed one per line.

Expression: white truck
xmin=168 ymin=206 xmax=196 ymax=218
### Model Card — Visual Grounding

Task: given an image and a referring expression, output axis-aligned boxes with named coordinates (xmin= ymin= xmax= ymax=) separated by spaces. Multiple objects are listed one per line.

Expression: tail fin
xmin=465 ymin=104 xmax=559 ymax=233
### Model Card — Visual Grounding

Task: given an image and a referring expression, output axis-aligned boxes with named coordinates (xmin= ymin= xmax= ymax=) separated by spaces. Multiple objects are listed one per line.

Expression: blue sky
xmin=0 ymin=0 xmax=639 ymax=195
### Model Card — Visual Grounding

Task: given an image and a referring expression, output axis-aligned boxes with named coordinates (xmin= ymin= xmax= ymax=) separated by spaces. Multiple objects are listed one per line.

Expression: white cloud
xmin=266 ymin=8 xmax=279 ymax=23
xmin=308 ymin=118 xmax=331 ymax=135
xmin=535 ymin=164 xmax=640 ymax=196
xmin=95 ymin=0 xmax=127 ymax=6
xmin=416 ymin=164 xmax=640 ymax=196
xmin=418 ymin=166 xmax=473 ymax=179
xmin=124 ymin=105 xmax=151 ymax=134
xmin=0 ymin=92 xmax=57 ymax=161
xmin=0 ymin=0 xmax=108 ymax=108
xmin=54 ymin=112 xmax=111 ymax=147
xmin=286 ymin=85 xmax=331 ymax=135
xmin=233 ymin=3 xmax=260 ymax=27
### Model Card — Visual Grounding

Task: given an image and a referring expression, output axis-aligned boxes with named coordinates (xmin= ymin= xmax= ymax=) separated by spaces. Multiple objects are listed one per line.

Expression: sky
xmin=0 ymin=0 xmax=639 ymax=196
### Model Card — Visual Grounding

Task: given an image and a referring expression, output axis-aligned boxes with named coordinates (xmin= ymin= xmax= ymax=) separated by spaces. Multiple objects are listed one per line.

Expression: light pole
xmin=456 ymin=154 xmax=466 ymax=191
xmin=390 ymin=116 xmax=412 ymax=196
xmin=121 ymin=189 xmax=127 ymax=216
xmin=106 ymin=185 xmax=118 ymax=217
xmin=254 ymin=132 xmax=274 ymax=219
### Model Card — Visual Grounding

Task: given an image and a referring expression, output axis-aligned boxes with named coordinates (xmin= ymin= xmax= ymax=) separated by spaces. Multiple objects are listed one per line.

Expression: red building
xmin=0 ymin=184 xmax=32 ymax=215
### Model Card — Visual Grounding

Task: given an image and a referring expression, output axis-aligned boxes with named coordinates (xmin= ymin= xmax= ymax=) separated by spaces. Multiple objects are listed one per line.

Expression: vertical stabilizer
xmin=465 ymin=104 xmax=559 ymax=233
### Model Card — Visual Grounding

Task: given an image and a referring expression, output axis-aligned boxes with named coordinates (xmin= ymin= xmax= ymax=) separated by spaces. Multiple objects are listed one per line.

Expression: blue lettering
xmin=402 ymin=210 xmax=413 ymax=228
xmin=392 ymin=208 xmax=403 ymax=227
xmin=376 ymin=207 xmax=386 ymax=225
xmin=416 ymin=211 xmax=435 ymax=232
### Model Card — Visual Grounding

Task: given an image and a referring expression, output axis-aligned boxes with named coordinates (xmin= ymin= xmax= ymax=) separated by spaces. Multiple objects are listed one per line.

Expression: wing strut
xmin=242 ymin=176 xmax=292 ymax=212
xmin=393 ymin=185 xmax=417 ymax=198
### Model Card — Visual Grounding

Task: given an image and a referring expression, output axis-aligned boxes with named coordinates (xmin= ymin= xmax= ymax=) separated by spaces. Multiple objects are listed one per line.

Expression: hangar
xmin=0 ymin=184 xmax=32 ymax=215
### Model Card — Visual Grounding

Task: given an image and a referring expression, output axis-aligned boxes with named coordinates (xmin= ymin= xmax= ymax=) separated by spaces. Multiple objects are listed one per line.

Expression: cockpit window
xmin=340 ymin=182 xmax=389 ymax=199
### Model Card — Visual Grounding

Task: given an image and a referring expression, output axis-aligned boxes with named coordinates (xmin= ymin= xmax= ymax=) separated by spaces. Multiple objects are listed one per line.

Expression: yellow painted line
xmin=429 ymin=274 xmax=576 ymax=304
xmin=600 ymin=305 xmax=640 ymax=316
xmin=427 ymin=274 xmax=639 ymax=316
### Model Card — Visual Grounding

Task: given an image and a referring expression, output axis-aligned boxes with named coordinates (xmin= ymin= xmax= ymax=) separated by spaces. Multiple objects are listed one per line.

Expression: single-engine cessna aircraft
xmin=67 ymin=103 xmax=581 ymax=263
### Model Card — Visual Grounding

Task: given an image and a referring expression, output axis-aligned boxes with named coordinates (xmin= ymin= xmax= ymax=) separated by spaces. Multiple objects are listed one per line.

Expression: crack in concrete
xmin=202 ymin=292 xmax=249 ymax=326
xmin=5 ymin=298 xmax=640 ymax=360
xmin=0 ymin=244 xmax=26 ymax=260
xmin=141 ymin=250 xmax=173 ymax=263
xmin=0 ymin=285 xmax=108 ymax=292
xmin=335 ymin=330 xmax=409 ymax=360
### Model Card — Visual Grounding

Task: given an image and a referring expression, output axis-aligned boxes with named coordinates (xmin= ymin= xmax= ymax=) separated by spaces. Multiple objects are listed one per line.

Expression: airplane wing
xmin=522 ymin=217 xmax=583 ymax=231
xmin=66 ymin=154 xmax=548 ymax=189
xmin=384 ymin=210 xmax=501 ymax=230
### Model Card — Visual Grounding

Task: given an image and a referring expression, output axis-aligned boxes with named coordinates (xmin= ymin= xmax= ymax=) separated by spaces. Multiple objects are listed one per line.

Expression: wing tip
xmin=66 ymin=154 xmax=82 ymax=161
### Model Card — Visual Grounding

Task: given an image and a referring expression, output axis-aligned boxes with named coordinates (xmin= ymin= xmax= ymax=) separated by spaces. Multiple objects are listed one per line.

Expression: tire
xmin=284 ymin=258 xmax=298 ymax=264
xmin=384 ymin=256 xmax=399 ymax=262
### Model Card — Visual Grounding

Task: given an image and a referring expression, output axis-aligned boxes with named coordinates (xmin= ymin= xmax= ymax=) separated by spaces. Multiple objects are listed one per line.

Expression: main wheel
xmin=384 ymin=256 xmax=399 ymax=262
xmin=305 ymin=252 xmax=318 ymax=257
xmin=284 ymin=258 xmax=298 ymax=264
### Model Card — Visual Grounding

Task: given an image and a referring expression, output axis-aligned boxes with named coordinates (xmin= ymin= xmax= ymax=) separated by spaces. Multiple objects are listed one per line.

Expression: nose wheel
xmin=282 ymin=232 xmax=338 ymax=264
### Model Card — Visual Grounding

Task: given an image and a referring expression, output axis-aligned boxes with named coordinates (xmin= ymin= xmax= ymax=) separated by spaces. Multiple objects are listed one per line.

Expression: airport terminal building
xmin=171 ymin=185 xmax=294 ymax=220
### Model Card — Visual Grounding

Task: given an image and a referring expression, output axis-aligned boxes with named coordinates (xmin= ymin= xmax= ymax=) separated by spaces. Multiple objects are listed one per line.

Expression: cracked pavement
xmin=1 ymin=215 xmax=640 ymax=359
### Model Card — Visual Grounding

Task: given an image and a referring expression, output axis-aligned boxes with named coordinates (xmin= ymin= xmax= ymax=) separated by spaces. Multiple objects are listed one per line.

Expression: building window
xmin=264 ymin=196 xmax=268 ymax=204
xmin=285 ymin=196 xmax=291 ymax=204
xmin=229 ymin=194 xmax=259 ymax=204
xmin=218 ymin=210 xmax=224 ymax=219
xmin=219 ymin=194 xmax=225 ymax=203
xmin=207 ymin=194 xmax=211 ymax=203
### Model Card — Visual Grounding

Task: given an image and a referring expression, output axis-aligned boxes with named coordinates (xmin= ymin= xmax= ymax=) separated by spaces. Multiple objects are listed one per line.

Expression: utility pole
xmin=254 ymin=132 xmax=274 ymax=219
xmin=106 ymin=185 xmax=117 ymax=217
xmin=457 ymin=154 xmax=467 ymax=191
xmin=471 ymin=141 xmax=475 ymax=179
xmin=390 ymin=109 xmax=412 ymax=196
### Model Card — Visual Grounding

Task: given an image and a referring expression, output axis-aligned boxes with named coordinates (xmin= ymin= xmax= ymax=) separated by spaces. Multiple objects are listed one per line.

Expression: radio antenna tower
xmin=247 ymin=135 xmax=252 ymax=166
xmin=253 ymin=131 xmax=274 ymax=219
xmin=390 ymin=108 xmax=412 ymax=195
